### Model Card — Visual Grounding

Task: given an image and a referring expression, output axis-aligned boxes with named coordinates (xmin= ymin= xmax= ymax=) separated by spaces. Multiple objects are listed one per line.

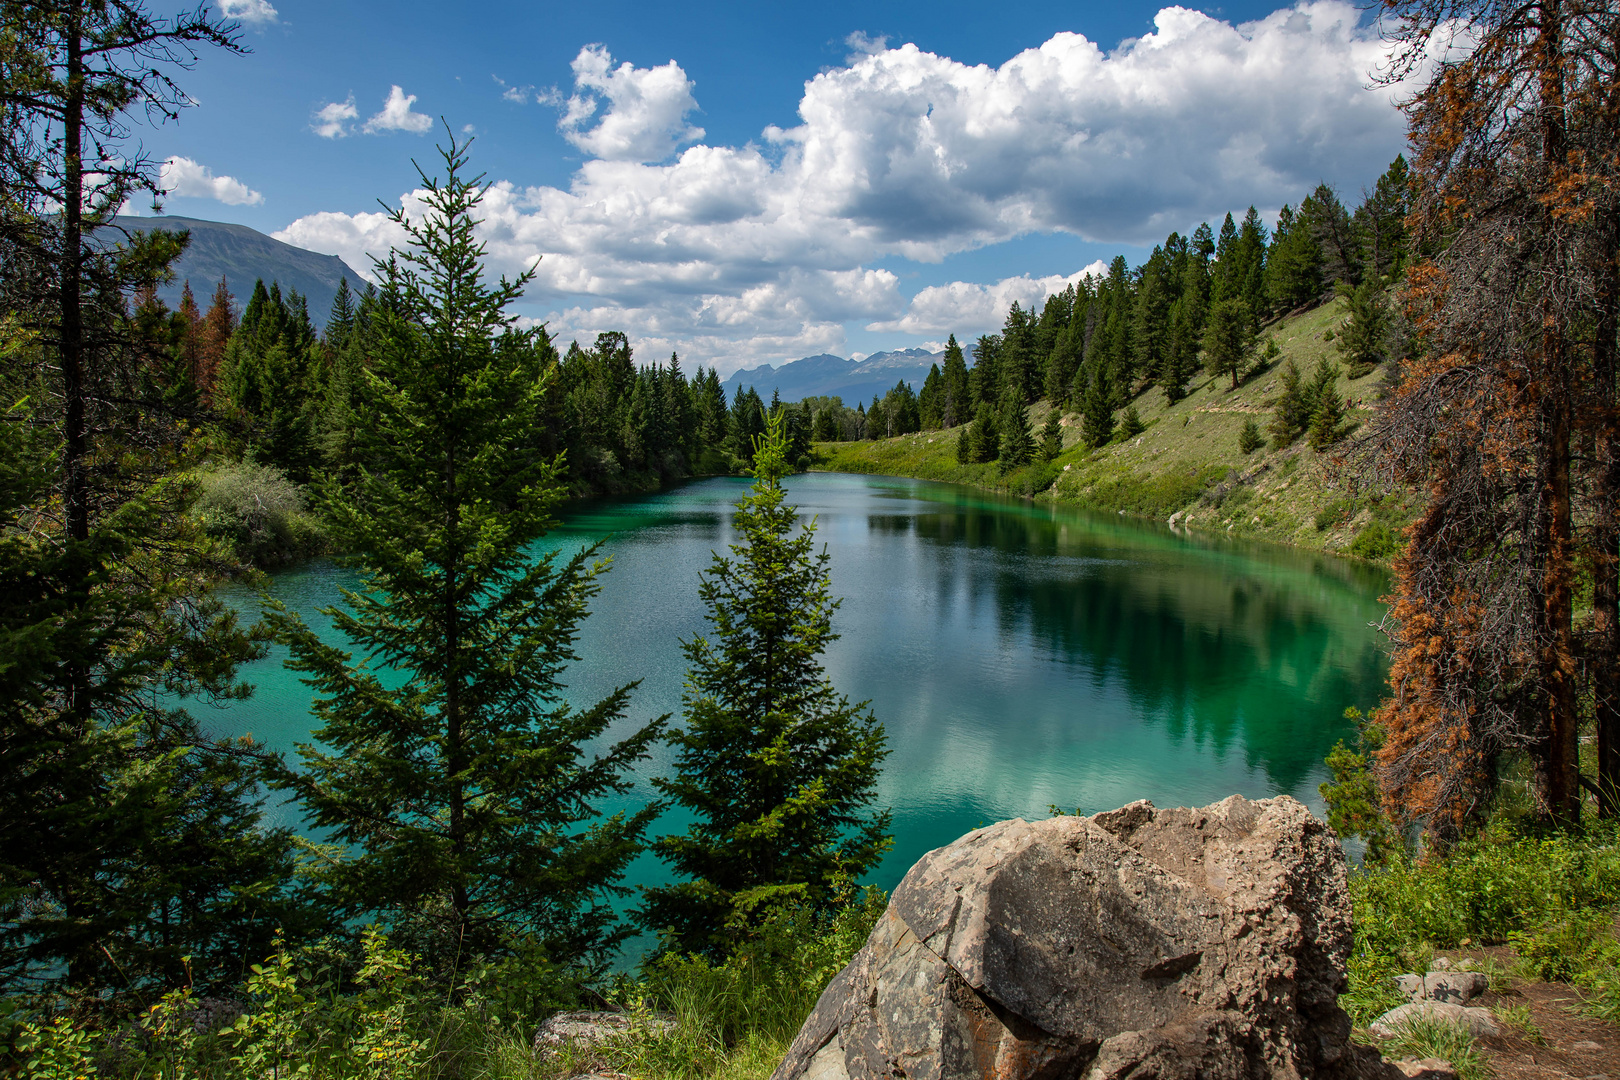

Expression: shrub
xmin=1510 ymin=910 xmax=1620 ymax=983
xmin=193 ymin=462 xmax=326 ymax=566
xmin=1238 ymin=419 xmax=1265 ymax=454
xmin=1349 ymin=521 xmax=1402 ymax=561
xmin=1315 ymin=497 xmax=1353 ymax=532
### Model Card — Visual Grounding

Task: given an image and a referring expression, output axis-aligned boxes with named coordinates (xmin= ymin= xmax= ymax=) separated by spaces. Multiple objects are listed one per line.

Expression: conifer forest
xmin=4 ymin=2 xmax=1620 ymax=1079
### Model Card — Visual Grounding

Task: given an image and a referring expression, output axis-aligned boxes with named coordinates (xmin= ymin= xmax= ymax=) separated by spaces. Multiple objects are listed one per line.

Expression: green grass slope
xmin=812 ymin=298 xmax=1419 ymax=560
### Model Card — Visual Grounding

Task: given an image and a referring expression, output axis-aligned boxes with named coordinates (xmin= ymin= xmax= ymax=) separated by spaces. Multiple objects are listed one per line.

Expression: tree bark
xmin=1593 ymin=231 xmax=1620 ymax=818
xmin=1529 ymin=0 xmax=1581 ymax=825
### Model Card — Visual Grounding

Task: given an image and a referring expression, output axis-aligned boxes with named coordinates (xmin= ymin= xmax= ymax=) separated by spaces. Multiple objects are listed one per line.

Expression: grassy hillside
xmin=812 ymin=298 xmax=1419 ymax=561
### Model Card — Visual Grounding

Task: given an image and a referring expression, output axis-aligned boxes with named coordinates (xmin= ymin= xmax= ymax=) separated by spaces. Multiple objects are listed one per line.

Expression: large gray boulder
xmin=773 ymin=795 xmax=1412 ymax=1080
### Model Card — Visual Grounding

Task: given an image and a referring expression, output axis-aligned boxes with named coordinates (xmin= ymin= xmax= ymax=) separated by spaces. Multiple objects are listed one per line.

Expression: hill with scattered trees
xmin=805 ymin=157 xmax=1414 ymax=559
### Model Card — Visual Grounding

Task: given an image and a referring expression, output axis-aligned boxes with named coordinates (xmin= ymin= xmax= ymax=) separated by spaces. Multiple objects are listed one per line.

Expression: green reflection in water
xmin=199 ymin=472 xmax=1389 ymax=895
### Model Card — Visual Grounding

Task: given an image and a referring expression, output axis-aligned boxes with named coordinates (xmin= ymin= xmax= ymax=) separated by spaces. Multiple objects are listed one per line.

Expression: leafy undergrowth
xmin=1344 ymin=818 xmax=1620 ymax=1079
xmin=0 ymin=892 xmax=886 ymax=1080
xmin=813 ymin=297 xmax=1420 ymax=561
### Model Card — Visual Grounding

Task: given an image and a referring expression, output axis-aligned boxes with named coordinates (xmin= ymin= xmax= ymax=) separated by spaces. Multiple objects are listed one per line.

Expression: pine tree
xmin=918 ymin=364 xmax=943 ymax=429
xmin=966 ymin=399 xmax=999 ymax=463
xmin=0 ymin=3 xmax=292 ymax=999
xmin=1079 ymin=363 xmax=1115 ymax=448
xmin=1119 ymin=404 xmax=1145 ymax=439
xmin=268 ymin=137 xmax=666 ymax=969
xmin=940 ymin=335 xmax=970 ymax=427
xmin=1159 ymin=299 xmax=1197 ymax=403
xmin=1307 ymin=363 xmax=1350 ymax=451
xmin=198 ymin=278 xmax=235 ymax=403
xmin=969 ymin=335 xmax=1001 ymax=408
xmin=1335 ymin=277 xmax=1392 ymax=378
xmin=1039 ymin=409 xmax=1064 ymax=461
xmin=1357 ymin=155 xmax=1411 ymax=282
xmin=1202 ymin=298 xmax=1254 ymax=390
xmin=1266 ymin=203 xmax=1324 ymax=313
xmin=997 ymin=385 xmax=1034 ymax=469
xmin=641 ymin=413 xmax=890 ymax=954
xmin=1239 ymin=418 xmax=1265 ymax=454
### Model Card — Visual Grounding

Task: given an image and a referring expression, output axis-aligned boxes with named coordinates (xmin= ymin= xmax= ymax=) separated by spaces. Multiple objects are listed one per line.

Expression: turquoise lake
xmin=201 ymin=472 xmax=1391 ymax=896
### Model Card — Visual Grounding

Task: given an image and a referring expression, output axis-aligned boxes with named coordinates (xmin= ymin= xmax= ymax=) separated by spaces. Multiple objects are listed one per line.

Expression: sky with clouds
xmin=141 ymin=0 xmax=1415 ymax=374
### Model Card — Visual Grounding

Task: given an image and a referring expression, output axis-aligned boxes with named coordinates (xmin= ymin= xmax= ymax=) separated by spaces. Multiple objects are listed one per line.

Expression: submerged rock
xmin=773 ymin=795 xmax=1427 ymax=1080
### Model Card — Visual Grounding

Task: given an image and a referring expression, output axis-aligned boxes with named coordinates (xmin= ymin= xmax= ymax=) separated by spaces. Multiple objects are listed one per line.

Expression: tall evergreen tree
xmin=918 ymin=364 xmax=943 ymax=429
xmin=641 ymin=413 xmax=890 ymax=954
xmin=268 ymin=137 xmax=666 ymax=968
xmin=940 ymin=335 xmax=970 ymax=427
xmin=1079 ymin=362 xmax=1115 ymax=448
xmin=1266 ymin=203 xmax=1325 ymax=313
xmin=963 ymin=399 xmax=998 ymax=463
xmin=969 ymin=334 xmax=1001 ymax=408
xmin=997 ymin=383 xmax=1034 ymax=469
xmin=0 ymin=1 xmax=292 ymax=998
xmin=1159 ymin=299 xmax=1197 ymax=403
xmin=1202 ymin=297 xmax=1254 ymax=390
xmin=1356 ymin=156 xmax=1411 ymax=282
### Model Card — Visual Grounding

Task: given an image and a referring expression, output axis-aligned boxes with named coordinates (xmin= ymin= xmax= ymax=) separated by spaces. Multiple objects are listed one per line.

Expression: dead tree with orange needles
xmin=1361 ymin=0 xmax=1620 ymax=830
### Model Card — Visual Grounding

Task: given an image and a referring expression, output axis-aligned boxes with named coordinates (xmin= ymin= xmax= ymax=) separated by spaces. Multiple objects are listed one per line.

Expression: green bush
xmin=1510 ymin=909 xmax=1620 ymax=983
xmin=193 ymin=462 xmax=327 ymax=567
xmin=0 ymin=891 xmax=887 ymax=1080
xmin=1345 ymin=819 xmax=1620 ymax=1025
xmin=1349 ymin=521 xmax=1402 ymax=561
xmin=1238 ymin=419 xmax=1265 ymax=454
xmin=1315 ymin=497 xmax=1353 ymax=532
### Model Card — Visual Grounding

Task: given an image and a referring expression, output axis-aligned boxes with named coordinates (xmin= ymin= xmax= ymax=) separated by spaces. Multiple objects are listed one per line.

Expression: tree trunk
xmin=1529 ymin=0 xmax=1581 ymax=825
xmin=1593 ymin=232 xmax=1620 ymax=817
xmin=1532 ymin=398 xmax=1581 ymax=824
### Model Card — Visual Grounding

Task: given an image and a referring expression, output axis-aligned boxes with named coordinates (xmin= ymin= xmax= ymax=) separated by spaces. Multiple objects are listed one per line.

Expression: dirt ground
xmin=1434 ymin=946 xmax=1619 ymax=1080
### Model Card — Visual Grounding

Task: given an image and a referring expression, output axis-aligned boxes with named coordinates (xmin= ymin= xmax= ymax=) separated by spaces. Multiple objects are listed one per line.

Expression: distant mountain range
xmin=721 ymin=347 xmax=953 ymax=406
xmin=112 ymin=215 xmax=369 ymax=329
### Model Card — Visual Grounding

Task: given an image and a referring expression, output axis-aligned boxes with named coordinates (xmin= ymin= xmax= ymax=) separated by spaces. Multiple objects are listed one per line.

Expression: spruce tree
xmin=1334 ymin=277 xmax=1391 ymax=378
xmin=940 ymin=335 xmax=970 ymax=427
xmin=1239 ymin=418 xmax=1265 ymax=454
xmin=268 ymin=136 xmax=666 ymax=969
xmin=1039 ymin=409 xmax=1064 ymax=461
xmin=1202 ymin=297 xmax=1254 ymax=389
xmin=0 ymin=3 xmax=293 ymax=999
xmin=997 ymin=385 xmax=1034 ymax=469
xmin=641 ymin=413 xmax=890 ymax=954
xmin=1079 ymin=363 xmax=1115 ymax=448
xmin=968 ymin=399 xmax=999 ymax=462
xmin=1307 ymin=362 xmax=1350 ymax=450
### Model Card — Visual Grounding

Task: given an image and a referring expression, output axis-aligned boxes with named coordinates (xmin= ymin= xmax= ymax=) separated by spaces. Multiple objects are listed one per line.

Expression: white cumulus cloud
xmin=278 ymin=3 xmax=1413 ymax=373
xmin=558 ymin=45 xmax=705 ymax=162
xmin=363 ymin=85 xmax=433 ymax=135
xmin=159 ymin=156 xmax=263 ymax=206
xmin=219 ymin=0 xmax=278 ymax=25
xmin=868 ymin=264 xmax=1110 ymax=336
xmin=312 ymin=97 xmax=357 ymax=138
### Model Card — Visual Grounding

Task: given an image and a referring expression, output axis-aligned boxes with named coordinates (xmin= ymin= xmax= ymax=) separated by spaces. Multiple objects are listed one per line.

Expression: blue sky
xmin=144 ymin=0 xmax=1412 ymax=373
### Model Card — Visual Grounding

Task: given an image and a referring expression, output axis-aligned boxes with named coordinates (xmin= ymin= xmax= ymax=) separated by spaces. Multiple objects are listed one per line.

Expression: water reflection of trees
xmin=866 ymin=502 xmax=1390 ymax=793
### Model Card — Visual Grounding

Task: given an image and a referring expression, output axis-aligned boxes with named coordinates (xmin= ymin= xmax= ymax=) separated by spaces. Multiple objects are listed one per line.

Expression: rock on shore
xmin=772 ymin=795 xmax=1437 ymax=1080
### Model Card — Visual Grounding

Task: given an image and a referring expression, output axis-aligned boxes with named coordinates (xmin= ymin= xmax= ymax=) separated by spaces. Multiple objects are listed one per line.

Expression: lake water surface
xmin=205 ymin=472 xmax=1390 ymax=894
